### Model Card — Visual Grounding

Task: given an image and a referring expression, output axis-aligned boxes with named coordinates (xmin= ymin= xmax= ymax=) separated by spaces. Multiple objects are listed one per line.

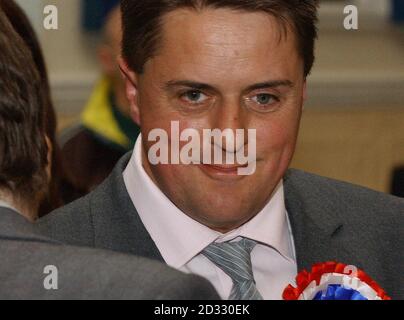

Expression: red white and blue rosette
xmin=283 ymin=262 xmax=391 ymax=300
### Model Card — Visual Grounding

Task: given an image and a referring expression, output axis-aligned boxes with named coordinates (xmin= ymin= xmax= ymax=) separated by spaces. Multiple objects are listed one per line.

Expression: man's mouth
xmin=199 ymin=163 xmax=249 ymax=176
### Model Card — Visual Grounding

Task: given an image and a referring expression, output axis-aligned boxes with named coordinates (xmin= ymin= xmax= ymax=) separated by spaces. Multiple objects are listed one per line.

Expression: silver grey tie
xmin=202 ymin=238 xmax=263 ymax=300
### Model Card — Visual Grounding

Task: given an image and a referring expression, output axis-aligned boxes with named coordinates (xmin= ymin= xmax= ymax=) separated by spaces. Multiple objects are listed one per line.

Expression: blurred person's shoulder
xmin=0 ymin=207 xmax=57 ymax=244
xmin=0 ymin=239 xmax=220 ymax=300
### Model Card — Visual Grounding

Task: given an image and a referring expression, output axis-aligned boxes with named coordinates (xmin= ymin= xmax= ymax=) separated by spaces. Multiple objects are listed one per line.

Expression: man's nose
xmin=213 ymin=98 xmax=247 ymax=132
xmin=211 ymin=98 xmax=248 ymax=152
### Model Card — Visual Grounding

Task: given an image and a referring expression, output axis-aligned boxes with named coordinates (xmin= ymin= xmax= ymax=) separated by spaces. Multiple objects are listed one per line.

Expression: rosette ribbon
xmin=283 ymin=261 xmax=391 ymax=300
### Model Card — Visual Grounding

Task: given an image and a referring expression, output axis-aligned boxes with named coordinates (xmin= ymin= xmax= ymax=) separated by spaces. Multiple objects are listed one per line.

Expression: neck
xmin=0 ymin=191 xmax=38 ymax=222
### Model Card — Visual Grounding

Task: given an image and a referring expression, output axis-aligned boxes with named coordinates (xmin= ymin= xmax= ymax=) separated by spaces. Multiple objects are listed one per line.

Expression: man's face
xmin=125 ymin=8 xmax=306 ymax=232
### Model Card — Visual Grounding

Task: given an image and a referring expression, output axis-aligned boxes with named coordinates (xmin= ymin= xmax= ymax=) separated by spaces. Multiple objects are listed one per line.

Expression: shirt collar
xmin=0 ymin=199 xmax=18 ymax=213
xmin=123 ymin=136 xmax=293 ymax=269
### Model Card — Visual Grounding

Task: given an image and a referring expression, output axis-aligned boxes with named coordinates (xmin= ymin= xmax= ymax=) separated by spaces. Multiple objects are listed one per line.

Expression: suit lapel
xmin=284 ymin=170 xmax=360 ymax=272
xmin=89 ymin=153 xmax=165 ymax=262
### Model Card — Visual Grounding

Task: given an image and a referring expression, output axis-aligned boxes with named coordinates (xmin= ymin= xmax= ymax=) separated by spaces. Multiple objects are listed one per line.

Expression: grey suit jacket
xmin=0 ymin=207 xmax=220 ymax=300
xmin=38 ymin=153 xmax=404 ymax=299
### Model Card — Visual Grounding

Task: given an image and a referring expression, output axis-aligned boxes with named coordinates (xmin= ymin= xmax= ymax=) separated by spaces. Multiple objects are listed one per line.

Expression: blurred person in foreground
xmin=61 ymin=4 xmax=141 ymax=203
xmin=40 ymin=0 xmax=404 ymax=300
xmin=0 ymin=5 xmax=50 ymax=222
xmin=0 ymin=5 xmax=219 ymax=300
xmin=1 ymin=0 xmax=69 ymax=216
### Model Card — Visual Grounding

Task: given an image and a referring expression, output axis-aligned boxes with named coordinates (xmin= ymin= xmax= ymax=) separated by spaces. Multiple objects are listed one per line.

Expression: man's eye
xmin=252 ymin=93 xmax=277 ymax=105
xmin=180 ymin=90 xmax=208 ymax=104
xmin=246 ymin=93 xmax=280 ymax=113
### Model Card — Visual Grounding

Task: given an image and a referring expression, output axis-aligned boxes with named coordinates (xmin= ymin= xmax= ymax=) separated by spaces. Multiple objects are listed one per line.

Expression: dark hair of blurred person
xmin=0 ymin=5 xmax=51 ymax=221
xmin=0 ymin=0 xmax=73 ymax=216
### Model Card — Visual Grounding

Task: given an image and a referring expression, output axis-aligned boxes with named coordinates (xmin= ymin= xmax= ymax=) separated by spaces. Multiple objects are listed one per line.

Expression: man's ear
xmin=302 ymin=79 xmax=307 ymax=111
xmin=118 ymin=57 xmax=141 ymax=126
xmin=303 ymin=79 xmax=308 ymax=101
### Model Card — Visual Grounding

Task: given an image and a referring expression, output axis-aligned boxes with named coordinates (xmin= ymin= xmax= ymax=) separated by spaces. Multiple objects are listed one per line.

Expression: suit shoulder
xmin=37 ymin=193 xmax=94 ymax=246
xmin=285 ymin=169 xmax=404 ymax=222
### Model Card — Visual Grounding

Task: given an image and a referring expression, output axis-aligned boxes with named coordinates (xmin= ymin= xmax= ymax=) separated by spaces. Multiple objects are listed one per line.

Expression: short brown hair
xmin=0 ymin=7 xmax=48 ymax=203
xmin=121 ymin=0 xmax=319 ymax=76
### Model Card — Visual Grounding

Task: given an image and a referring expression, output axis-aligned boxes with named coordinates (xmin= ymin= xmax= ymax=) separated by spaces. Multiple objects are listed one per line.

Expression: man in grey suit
xmin=39 ymin=0 xmax=403 ymax=300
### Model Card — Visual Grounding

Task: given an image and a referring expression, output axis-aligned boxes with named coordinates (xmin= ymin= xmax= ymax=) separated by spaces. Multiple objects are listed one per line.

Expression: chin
xmin=191 ymin=196 xmax=257 ymax=228
xmin=197 ymin=211 xmax=256 ymax=233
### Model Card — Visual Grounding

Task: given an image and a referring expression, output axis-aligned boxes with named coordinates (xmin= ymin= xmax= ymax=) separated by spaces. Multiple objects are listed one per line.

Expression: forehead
xmin=149 ymin=8 xmax=302 ymax=82
xmin=162 ymin=8 xmax=290 ymax=46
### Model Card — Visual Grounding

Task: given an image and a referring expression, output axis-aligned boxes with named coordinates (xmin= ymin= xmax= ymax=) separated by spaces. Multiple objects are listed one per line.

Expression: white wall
xmin=14 ymin=0 xmax=100 ymax=114
xmin=354 ymin=0 xmax=390 ymax=15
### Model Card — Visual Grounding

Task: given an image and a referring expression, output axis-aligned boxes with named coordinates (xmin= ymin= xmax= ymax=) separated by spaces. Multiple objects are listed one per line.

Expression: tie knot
xmin=202 ymin=238 xmax=257 ymax=283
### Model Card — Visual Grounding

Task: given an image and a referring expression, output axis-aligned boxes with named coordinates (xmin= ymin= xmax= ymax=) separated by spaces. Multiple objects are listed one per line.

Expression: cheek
xmin=255 ymin=110 xmax=301 ymax=155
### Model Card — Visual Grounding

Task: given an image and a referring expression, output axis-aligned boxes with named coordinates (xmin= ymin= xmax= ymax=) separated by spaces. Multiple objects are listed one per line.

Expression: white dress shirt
xmin=123 ymin=136 xmax=297 ymax=300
